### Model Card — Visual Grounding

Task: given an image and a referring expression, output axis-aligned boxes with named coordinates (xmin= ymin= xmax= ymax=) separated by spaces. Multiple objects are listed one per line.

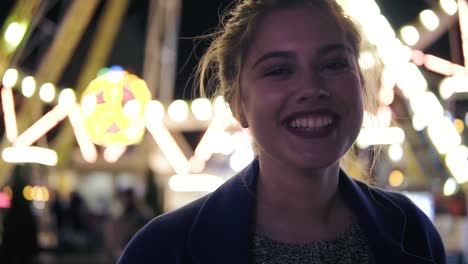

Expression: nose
xmin=294 ymin=72 xmax=330 ymax=102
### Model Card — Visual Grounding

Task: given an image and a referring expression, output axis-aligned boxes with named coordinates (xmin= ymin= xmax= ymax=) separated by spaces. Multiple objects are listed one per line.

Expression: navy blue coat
xmin=118 ymin=159 xmax=446 ymax=263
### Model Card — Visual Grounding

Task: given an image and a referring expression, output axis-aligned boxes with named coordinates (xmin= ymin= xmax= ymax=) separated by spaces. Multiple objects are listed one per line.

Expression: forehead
xmin=246 ymin=6 xmax=347 ymax=57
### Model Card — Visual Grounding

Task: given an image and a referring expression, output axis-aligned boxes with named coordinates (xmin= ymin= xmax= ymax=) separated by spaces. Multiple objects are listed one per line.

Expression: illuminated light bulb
xmin=439 ymin=76 xmax=468 ymax=100
xmin=191 ymin=98 xmax=212 ymax=121
xmin=395 ymin=63 xmax=428 ymax=99
xmin=388 ymin=144 xmax=403 ymax=162
xmin=388 ymin=170 xmax=404 ymax=187
xmin=213 ymin=96 xmax=232 ymax=117
xmin=443 ymin=178 xmax=458 ymax=196
xmin=168 ymin=174 xmax=224 ymax=192
xmin=3 ymin=22 xmax=27 ymax=51
xmin=453 ymin=118 xmax=465 ymax=133
xmin=103 ymin=145 xmax=127 ymax=163
xmin=147 ymin=120 xmax=190 ymax=173
xmin=400 ymin=25 xmax=420 ymax=46
xmin=23 ymin=185 xmax=33 ymax=200
xmin=427 ymin=116 xmax=461 ymax=154
xmin=81 ymin=94 xmax=97 ymax=116
xmin=412 ymin=50 xmax=425 ymax=66
xmin=68 ymin=105 xmax=97 ymax=163
xmin=189 ymin=156 xmax=206 ymax=173
xmin=144 ymin=100 xmax=165 ymax=122
xmin=420 ymin=10 xmax=440 ymax=31
xmin=122 ymin=100 xmax=142 ymax=119
xmin=412 ymin=114 xmax=427 ymax=131
xmin=2 ymin=68 xmax=18 ymax=88
xmin=445 ymin=145 xmax=468 ymax=183
xmin=358 ymin=51 xmax=375 ymax=70
xmin=58 ymin=88 xmax=76 ymax=107
xmin=356 ymin=127 xmax=405 ymax=148
xmin=106 ymin=68 xmax=125 ymax=83
xmin=21 ymin=76 xmax=36 ymax=97
xmin=39 ymin=83 xmax=56 ymax=103
xmin=2 ymin=86 xmax=18 ymax=141
xmin=125 ymin=122 xmax=145 ymax=142
xmin=168 ymin=100 xmax=189 ymax=122
xmin=230 ymin=148 xmax=255 ymax=172
xmin=440 ymin=0 xmax=458 ymax=15
xmin=2 ymin=146 xmax=58 ymax=166
xmin=379 ymin=88 xmax=395 ymax=106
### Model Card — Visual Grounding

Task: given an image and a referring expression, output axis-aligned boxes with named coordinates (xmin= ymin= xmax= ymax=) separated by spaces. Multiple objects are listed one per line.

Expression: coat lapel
xmin=187 ymin=160 xmax=259 ymax=264
xmin=339 ymin=171 xmax=436 ymax=264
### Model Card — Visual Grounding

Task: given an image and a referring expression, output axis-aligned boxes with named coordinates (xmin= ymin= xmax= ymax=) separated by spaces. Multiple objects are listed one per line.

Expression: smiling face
xmin=238 ymin=6 xmax=364 ymax=173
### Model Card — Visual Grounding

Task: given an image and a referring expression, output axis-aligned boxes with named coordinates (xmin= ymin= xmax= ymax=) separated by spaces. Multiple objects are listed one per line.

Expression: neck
xmin=255 ymin=155 xmax=352 ymax=243
xmin=257 ymin=155 xmax=341 ymax=219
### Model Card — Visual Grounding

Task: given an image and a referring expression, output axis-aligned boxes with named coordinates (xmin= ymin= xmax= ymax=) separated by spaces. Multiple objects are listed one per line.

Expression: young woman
xmin=118 ymin=0 xmax=446 ymax=263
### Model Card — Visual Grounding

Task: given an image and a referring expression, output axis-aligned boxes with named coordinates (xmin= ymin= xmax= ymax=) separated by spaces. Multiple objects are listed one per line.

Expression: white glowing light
xmin=144 ymin=100 xmax=165 ymax=121
xmin=439 ymin=75 xmax=468 ymax=100
xmin=395 ymin=63 xmax=428 ymax=98
xmin=146 ymin=120 xmax=190 ymax=173
xmin=191 ymin=98 xmax=212 ymax=121
xmin=3 ymin=22 xmax=27 ymax=50
xmin=39 ymin=83 xmax=56 ymax=103
xmin=122 ymin=100 xmax=142 ymax=119
xmin=213 ymin=96 xmax=232 ymax=117
xmin=445 ymin=145 xmax=468 ymax=183
xmin=409 ymin=92 xmax=444 ymax=130
xmin=2 ymin=68 xmax=18 ymax=88
xmin=169 ymin=174 xmax=224 ymax=192
xmin=68 ymin=105 xmax=97 ymax=163
xmin=81 ymin=94 xmax=98 ymax=116
xmin=356 ymin=127 xmax=405 ymax=148
xmin=2 ymin=146 xmax=58 ymax=166
xmin=168 ymin=100 xmax=189 ymax=122
xmin=420 ymin=10 xmax=440 ymax=31
xmin=230 ymin=148 xmax=255 ymax=172
xmin=427 ymin=116 xmax=461 ymax=154
xmin=21 ymin=76 xmax=36 ymax=97
xmin=103 ymin=145 xmax=127 ymax=163
xmin=359 ymin=51 xmax=376 ymax=70
xmin=440 ymin=0 xmax=458 ymax=15
xmin=58 ymin=88 xmax=76 ymax=108
xmin=443 ymin=178 xmax=459 ymax=196
xmin=1 ymin=87 xmax=18 ymax=142
xmin=13 ymin=105 xmax=71 ymax=147
xmin=388 ymin=144 xmax=403 ymax=162
xmin=400 ymin=25 xmax=420 ymax=46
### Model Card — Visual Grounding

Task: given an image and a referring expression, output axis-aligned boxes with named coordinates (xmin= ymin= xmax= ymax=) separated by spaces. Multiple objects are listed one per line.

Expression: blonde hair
xmin=196 ymin=0 xmax=382 ymax=178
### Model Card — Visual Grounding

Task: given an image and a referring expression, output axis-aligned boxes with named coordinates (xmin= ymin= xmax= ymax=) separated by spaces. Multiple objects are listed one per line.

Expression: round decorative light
xmin=80 ymin=68 xmax=151 ymax=146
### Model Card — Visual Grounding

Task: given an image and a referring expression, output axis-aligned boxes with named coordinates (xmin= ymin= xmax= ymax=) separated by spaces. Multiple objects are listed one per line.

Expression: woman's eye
xmin=321 ymin=60 xmax=350 ymax=72
xmin=264 ymin=67 xmax=292 ymax=77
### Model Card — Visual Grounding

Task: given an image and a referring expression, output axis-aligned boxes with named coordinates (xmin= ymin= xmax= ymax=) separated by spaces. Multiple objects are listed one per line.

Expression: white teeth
xmin=289 ymin=116 xmax=333 ymax=129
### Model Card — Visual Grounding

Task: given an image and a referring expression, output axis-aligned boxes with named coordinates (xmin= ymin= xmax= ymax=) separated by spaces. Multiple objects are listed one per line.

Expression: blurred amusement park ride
xmin=0 ymin=0 xmax=467 ymax=207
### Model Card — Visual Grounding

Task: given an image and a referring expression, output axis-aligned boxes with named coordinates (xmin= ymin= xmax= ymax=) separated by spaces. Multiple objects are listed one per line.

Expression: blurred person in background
xmin=0 ymin=164 xmax=39 ymax=264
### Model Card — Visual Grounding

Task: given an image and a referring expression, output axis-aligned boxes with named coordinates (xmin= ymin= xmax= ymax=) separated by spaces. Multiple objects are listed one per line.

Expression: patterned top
xmin=252 ymin=223 xmax=374 ymax=264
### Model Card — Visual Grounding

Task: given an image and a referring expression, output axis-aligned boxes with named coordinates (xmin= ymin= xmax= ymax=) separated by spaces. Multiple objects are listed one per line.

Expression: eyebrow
xmin=252 ymin=43 xmax=353 ymax=68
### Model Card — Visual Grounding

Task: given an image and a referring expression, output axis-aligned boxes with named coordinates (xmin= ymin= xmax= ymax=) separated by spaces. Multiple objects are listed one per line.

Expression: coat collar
xmin=187 ymin=159 xmax=435 ymax=264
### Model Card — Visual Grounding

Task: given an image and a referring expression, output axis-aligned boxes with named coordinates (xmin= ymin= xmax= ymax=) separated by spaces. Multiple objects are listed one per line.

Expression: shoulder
xmin=117 ymin=194 xmax=210 ymax=263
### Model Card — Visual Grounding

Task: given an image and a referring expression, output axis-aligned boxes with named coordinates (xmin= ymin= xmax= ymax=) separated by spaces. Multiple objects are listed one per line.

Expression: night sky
xmin=0 ymin=0 xmax=451 ymax=96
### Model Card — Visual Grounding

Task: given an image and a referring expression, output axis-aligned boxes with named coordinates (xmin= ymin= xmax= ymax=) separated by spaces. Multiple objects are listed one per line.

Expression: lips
xmin=283 ymin=110 xmax=339 ymax=137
